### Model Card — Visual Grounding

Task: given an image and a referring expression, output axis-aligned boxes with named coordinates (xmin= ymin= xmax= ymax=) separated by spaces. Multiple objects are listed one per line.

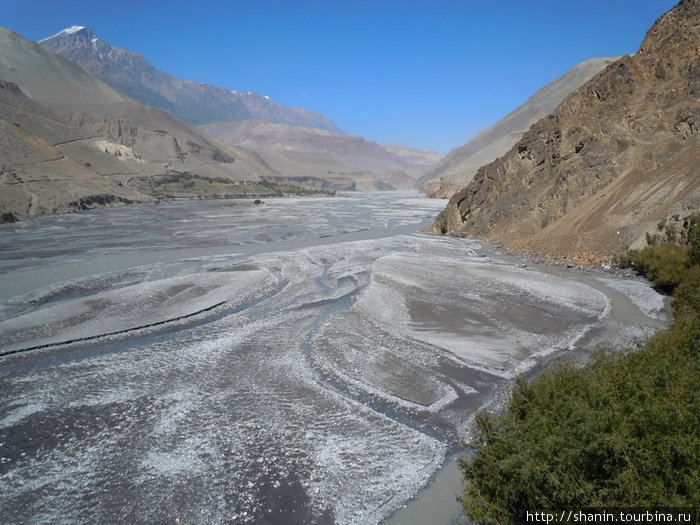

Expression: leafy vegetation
xmin=458 ymin=217 xmax=700 ymax=524
xmin=615 ymin=244 xmax=688 ymax=292
xmin=688 ymin=217 xmax=700 ymax=266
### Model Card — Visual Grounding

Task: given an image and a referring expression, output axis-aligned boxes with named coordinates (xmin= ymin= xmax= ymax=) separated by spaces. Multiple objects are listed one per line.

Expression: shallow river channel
xmin=0 ymin=192 xmax=668 ymax=524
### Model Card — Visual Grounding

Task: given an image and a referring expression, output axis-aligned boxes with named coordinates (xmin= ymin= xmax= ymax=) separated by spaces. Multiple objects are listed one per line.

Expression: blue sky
xmin=2 ymin=0 xmax=679 ymax=154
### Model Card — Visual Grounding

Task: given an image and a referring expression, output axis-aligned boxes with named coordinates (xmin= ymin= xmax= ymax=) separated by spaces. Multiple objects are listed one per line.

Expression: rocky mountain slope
xmin=0 ymin=28 xmax=280 ymax=221
xmin=0 ymin=78 xmax=150 ymax=221
xmin=200 ymin=120 xmax=441 ymax=190
xmin=39 ymin=26 xmax=343 ymax=133
xmin=419 ymin=57 xmax=617 ymax=198
xmin=431 ymin=0 xmax=699 ymax=262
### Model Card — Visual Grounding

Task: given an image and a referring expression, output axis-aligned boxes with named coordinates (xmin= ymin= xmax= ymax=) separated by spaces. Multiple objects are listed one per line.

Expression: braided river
xmin=0 ymin=193 xmax=668 ymax=524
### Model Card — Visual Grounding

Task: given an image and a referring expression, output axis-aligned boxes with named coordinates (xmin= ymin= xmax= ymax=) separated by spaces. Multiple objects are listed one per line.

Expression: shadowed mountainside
xmin=431 ymin=0 xmax=699 ymax=263
xmin=418 ymin=57 xmax=617 ymax=198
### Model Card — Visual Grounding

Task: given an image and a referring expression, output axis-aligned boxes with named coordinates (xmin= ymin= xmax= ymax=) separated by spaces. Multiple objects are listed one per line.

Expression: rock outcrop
xmin=418 ymin=57 xmax=616 ymax=198
xmin=432 ymin=0 xmax=699 ymax=261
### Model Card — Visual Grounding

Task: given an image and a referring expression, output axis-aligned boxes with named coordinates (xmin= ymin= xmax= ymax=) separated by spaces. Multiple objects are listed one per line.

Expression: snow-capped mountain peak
xmin=40 ymin=26 xmax=113 ymax=62
xmin=62 ymin=25 xmax=86 ymax=34
xmin=39 ymin=25 xmax=87 ymax=42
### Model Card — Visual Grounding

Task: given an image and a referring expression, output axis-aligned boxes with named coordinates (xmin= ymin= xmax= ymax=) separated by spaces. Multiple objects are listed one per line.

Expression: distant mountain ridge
xmin=419 ymin=57 xmax=617 ymax=198
xmin=431 ymin=0 xmax=699 ymax=262
xmin=200 ymin=120 xmax=441 ymax=190
xmin=40 ymin=26 xmax=343 ymax=133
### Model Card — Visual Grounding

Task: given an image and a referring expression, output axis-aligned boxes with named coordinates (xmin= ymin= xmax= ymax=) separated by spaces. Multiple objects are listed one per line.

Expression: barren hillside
xmin=431 ymin=0 xmax=699 ymax=262
xmin=0 ymin=78 xmax=151 ymax=221
xmin=200 ymin=120 xmax=441 ymax=190
xmin=0 ymin=28 xmax=282 ymax=220
xmin=419 ymin=58 xmax=617 ymax=198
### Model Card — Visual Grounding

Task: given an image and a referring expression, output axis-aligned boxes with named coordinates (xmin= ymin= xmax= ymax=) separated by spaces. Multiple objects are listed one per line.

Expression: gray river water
xmin=0 ymin=193 xmax=668 ymax=524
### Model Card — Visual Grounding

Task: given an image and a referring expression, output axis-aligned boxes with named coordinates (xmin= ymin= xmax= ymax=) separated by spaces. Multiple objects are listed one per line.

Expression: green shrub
xmin=673 ymin=265 xmax=700 ymax=315
xmin=688 ymin=217 xmax=700 ymax=266
xmin=460 ymin=320 xmax=699 ymax=524
xmin=617 ymin=245 xmax=689 ymax=291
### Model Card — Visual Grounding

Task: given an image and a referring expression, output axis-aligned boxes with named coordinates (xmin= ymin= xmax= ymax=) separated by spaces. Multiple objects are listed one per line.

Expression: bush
xmin=617 ymin=244 xmax=689 ymax=291
xmin=688 ymin=217 xmax=700 ymax=265
xmin=460 ymin=320 xmax=699 ymax=524
xmin=673 ymin=265 xmax=700 ymax=315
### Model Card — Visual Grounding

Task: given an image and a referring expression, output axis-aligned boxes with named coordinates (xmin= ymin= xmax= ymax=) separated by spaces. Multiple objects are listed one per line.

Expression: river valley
xmin=0 ymin=192 xmax=668 ymax=524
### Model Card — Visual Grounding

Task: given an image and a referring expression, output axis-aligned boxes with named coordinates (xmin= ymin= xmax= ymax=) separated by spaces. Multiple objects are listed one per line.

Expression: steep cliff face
xmin=433 ymin=0 xmax=699 ymax=261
